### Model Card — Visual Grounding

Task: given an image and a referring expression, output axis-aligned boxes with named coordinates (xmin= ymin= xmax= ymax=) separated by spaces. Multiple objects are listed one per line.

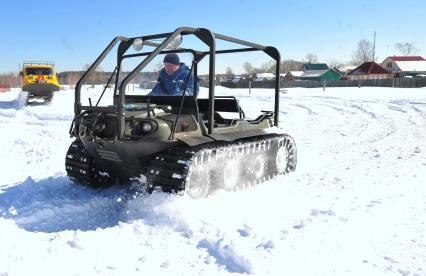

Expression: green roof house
xmin=301 ymin=63 xmax=329 ymax=71
xmin=299 ymin=69 xmax=341 ymax=81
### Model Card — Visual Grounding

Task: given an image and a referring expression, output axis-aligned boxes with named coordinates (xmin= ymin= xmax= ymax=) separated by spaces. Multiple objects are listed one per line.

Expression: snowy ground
xmin=0 ymin=86 xmax=425 ymax=275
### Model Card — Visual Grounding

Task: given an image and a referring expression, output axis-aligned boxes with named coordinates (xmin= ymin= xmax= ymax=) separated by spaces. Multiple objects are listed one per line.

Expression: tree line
xmin=225 ymin=40 xmax=421 ymax=79
xmin=1 ymin=40 xmax=421 ymax=87
xmin=57 ymin=69 xmax=159 ymax=86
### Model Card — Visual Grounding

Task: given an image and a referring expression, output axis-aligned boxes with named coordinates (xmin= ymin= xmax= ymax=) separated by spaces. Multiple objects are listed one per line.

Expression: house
xmin=301 ymin=63 xmax=329 ymax=72
xmin=254 ymin=72 xmax=275 ymax=81
xmin=231 ymin=75 xmax=247 ymax=83
xmin=284 ymin=71 xmax=303 ymax=81
xmin=346 ymin=62 xmax=393 ymax=80
xmin=336 ymin=65 xmax=356 ymax=75
xmin=299 ymin=69 xmax=341 ymax=81
xmin=381 ymin=56 xmax=426 ymax=77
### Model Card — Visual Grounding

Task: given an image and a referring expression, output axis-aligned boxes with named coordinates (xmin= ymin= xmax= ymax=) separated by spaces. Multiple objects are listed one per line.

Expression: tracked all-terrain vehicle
xmin=20 ymin=61 xmax=60 ymax=103
xmin=65 ymin=27 xmax=297 ymax=198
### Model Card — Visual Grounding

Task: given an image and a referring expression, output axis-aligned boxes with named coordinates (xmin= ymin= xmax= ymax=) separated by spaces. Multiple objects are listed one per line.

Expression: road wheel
xmin=270 ymin=135 xmax=297 ymax=175
xmin=186 ymin=162 xmax=210 ymax=199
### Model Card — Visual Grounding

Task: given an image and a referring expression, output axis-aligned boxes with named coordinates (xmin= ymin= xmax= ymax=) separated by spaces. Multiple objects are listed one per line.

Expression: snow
xmin=340 ymin=65 xmax=357 ymax=73
xmin=255 ymin=73 xmax=275 ymax=78
xmin=288 ymin=70 xmax=304 ymax=77
xmin=393 ymin=60 xmax=426 ymax=72
xmin=300 ymin=69 xmax=328 ymax=77
xmin=1 ymin=85 xmax=426 ymax=275
xmin=255 ymin=73 xmax=275 ymax=81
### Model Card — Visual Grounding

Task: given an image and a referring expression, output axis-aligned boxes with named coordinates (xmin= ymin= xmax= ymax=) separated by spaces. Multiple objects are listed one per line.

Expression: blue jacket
xmin=149 ymin=63 xmax=199 ymax=96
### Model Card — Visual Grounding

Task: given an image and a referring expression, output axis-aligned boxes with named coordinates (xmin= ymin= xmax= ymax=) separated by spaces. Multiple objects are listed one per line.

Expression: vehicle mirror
xmin=19 ymin=71 xmax=23 ymax=77
xmin=132 ymin=38 xmax=144 ymax=51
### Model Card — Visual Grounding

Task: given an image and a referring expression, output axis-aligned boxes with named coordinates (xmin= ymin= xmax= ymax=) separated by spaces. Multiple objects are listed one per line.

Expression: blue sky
xmin=1 ymin=0 xmax=425 ymax=73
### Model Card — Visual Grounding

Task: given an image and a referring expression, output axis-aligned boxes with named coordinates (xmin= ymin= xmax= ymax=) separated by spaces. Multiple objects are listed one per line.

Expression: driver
xmin=148 ymin=53 xmax=198 ymax=96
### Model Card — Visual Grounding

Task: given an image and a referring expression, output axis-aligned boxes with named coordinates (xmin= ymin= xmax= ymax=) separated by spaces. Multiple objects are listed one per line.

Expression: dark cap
xmin=163 ymin=53 xmax=180 ymax=65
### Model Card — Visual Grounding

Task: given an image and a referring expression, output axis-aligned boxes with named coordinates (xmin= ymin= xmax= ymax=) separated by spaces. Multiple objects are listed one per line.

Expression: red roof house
xmin=381 ymin=56 xmax=426 ymax=77
xmin=387 ymin=56 xmax=425 ymax=61
xmin=346 ymin=62 xmax=394 ymax=80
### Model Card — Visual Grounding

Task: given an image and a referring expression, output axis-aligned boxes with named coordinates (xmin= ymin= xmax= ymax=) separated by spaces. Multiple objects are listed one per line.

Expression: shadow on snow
xmin=0 ymin=175 xmax=152 ymax=233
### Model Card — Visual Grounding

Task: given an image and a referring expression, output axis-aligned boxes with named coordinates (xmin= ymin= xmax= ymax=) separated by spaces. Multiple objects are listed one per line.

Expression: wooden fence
xmin=0 ymin=84 xmax=11 ymax=92
xmin=0 ymin=74 xmax=21 ymax=90
xmin=221 ymin=77 xmax=426 ymax=89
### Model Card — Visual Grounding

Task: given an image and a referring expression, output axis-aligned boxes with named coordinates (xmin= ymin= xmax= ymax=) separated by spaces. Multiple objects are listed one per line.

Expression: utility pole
xmin=372 ymin=31 xmax=376 ymax=62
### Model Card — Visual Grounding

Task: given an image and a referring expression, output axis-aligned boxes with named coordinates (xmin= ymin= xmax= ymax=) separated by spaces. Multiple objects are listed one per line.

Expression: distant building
xmin=299 ymin=69 xmax=341 ymax=81
xmin=381 ymin=56 xmax=426 ymax=77
xmin=284 ymin=71 xmax=303 ymax=81
xmin=254 ymin=72 xmax=275 ymax=81
xmin=301 ymin=63 xmax=329 ymax=72
xmin=346 ymin=62 xmax=393 ymax=80
xmin=231 ymin=75 xmax=247 ymax=83
xmin=336 ymin=65 xmax=357 ymax=75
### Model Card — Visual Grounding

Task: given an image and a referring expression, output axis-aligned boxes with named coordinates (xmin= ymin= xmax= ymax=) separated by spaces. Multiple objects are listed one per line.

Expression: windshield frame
xmin=26 ymin=67 xmax=53 ymax=76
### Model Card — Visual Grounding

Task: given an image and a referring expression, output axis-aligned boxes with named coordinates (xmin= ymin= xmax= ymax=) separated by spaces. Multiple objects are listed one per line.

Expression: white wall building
xmin=381 ymin=56 xmax=426 ymax=77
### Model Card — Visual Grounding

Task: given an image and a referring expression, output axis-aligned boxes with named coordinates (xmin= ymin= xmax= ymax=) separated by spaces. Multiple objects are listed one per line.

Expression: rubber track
xmin=145 ymin=133 xmax=294 ymax=194
xmin=65 ymin=140 xmax=93 ymax=185
xmin=65 ymin=133 xmax=297 ymax=194
xmin=65 ymin=140 xmax=112 ymax=187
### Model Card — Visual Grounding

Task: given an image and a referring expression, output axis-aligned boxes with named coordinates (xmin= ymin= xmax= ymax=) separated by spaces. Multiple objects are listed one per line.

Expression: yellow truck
xmin=20 ymin=61 xmax=60 ymax=102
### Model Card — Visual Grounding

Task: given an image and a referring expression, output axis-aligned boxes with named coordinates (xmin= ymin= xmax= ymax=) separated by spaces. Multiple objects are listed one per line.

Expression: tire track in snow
xmin=302 ymin=96 xmax=397 ymax=146
xmin=288 ymin=103 xmax=317 ymax=115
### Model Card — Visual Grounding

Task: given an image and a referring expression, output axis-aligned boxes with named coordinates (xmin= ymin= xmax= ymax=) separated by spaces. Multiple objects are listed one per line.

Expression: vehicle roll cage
xmin=23 ymin=61 xmax=55 ymax=67
xmin=75 ymin=27 xmax=281 ymax=139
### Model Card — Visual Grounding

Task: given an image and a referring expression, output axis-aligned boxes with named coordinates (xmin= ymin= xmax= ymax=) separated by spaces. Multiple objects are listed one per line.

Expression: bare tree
xmin=225 ymin=66 xmax=234 ymax=80
xmin=243 ymin=62 xmax=254 ymax=74
xmin=66 ymin=72 xmax=81 ymax=86
xmin=83 ymin=63 xmax=104 ymax=86
xmin=83 ymin=64 xmax=93 ymax=86
xmin=281 ymin=60 xmax=304 ymax=73
xmin=328 ymin=58 xmax=346 ymax=71
xmin=260 ymin=60 xmax=275 ymax=73
xmin=351 ymin=39 xmax=376 ymax=65
xmin=305 ymin=53 xmax=319 ymax=63
xmin=394 ymin=42 xmax=419 ymax=55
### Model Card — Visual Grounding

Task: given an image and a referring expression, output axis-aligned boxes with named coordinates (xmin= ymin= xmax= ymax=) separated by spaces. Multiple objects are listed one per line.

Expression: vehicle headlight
xmin=141 ymin=122 xmax=152 ymax=133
